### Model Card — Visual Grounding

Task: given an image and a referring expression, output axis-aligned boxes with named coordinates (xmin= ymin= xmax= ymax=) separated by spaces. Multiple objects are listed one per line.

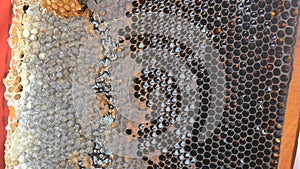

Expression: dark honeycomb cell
xmin=115 ymin=0 xmax=300 ymax=168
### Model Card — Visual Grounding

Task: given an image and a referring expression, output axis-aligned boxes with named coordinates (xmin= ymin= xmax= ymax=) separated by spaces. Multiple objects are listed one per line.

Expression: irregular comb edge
xmin=3 ymin=0 xmax=102 ymax=168
xmin=4 ymin=0 xmax=119 ymax=168
xmin=4 ymin=0 xmax=27 ymax=168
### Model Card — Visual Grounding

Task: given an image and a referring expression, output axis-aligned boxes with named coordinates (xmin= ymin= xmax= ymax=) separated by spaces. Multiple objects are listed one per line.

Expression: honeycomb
xmin=3 ymin=0 xmax=300 ymax=169
xmin=39 ymin=0 xmax=90 ymax=18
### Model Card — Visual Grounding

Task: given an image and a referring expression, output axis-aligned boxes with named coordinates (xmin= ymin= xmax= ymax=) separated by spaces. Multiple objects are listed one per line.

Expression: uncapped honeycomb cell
xmin=4 ymin=0 xmax=300 ymax=169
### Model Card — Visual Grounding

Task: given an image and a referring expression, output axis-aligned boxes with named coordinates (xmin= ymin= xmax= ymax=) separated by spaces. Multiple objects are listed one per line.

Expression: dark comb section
xmin=115 ymin=0 xmax=300 ymax=168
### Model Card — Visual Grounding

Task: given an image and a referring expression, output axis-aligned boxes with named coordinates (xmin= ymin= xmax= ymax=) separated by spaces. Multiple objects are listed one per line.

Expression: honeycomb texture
xmin=39 ymin=0 xmax=89 ymax=17
xmin=4 ymin=0 xmax=300 ymax=169
xmin=4 ymin=0 xmax=116 ymax=168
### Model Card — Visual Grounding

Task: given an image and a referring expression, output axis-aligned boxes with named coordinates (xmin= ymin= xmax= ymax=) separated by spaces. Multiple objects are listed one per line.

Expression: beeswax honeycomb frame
xmin=2 ymin=0 xmax=300 ymax=169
